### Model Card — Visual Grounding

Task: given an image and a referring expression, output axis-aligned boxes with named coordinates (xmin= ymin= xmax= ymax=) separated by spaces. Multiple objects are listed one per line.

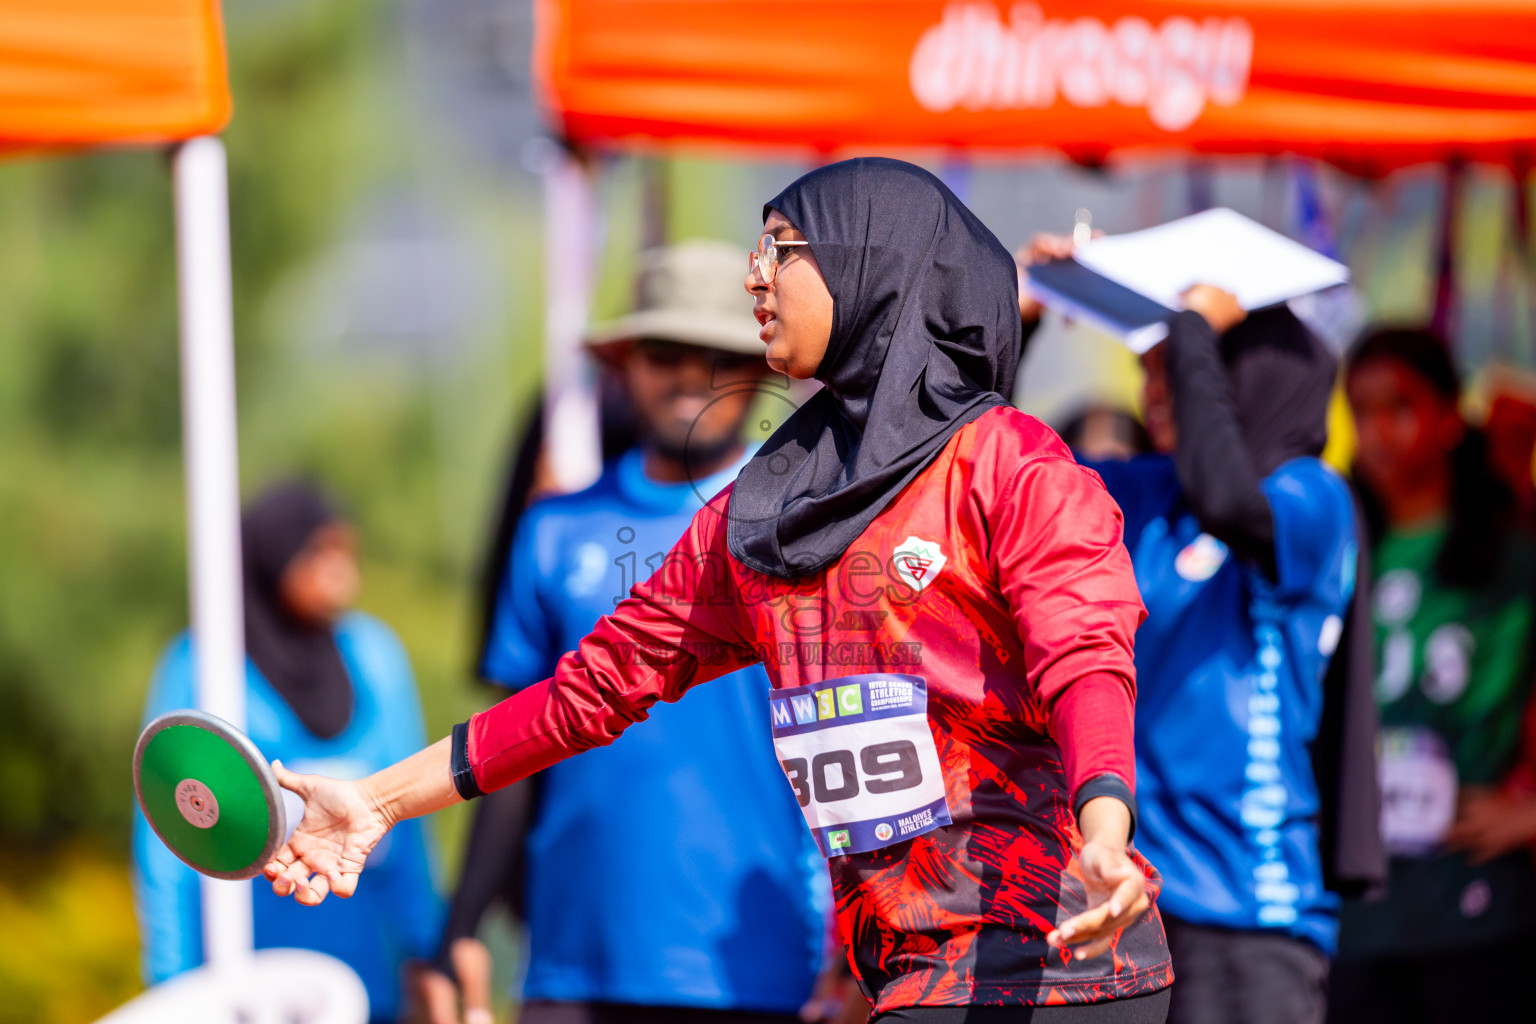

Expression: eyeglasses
xmin=749 ymin=233 xmax=809 ymax=284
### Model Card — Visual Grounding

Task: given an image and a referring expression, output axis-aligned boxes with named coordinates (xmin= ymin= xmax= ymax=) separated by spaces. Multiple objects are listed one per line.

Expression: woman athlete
xmin=262 ymin=159 xmax=1173 ymax=1022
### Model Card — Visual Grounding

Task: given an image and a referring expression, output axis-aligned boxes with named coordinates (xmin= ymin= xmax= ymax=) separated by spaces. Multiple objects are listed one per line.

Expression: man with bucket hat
xmin=415 ymin=241 xmax=832 ymax=1024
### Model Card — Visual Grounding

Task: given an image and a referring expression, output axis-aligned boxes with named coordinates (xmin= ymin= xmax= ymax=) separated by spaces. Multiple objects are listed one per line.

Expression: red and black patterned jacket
xmin=456 ymin=405 xmax=1173 ymax=1012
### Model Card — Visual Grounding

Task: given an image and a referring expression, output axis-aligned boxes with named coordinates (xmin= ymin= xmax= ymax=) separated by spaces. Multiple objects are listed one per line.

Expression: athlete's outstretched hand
xmin=1047 ymin=797 xmax=1150 ymax=961
xmin=263 ymin=761 xmax=392 ymax=905
xmin=265 ymin=736 xmax=462 ymax=906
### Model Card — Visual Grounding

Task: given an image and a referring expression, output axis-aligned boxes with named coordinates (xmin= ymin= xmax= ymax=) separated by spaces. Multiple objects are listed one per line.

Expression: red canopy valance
xmin=537 ymin=0 xmax=1536 ymax=170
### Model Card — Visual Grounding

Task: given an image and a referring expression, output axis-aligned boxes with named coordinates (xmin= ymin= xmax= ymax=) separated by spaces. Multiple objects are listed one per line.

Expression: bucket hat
xmin=584 ymin=239 xmax=763 ymax=356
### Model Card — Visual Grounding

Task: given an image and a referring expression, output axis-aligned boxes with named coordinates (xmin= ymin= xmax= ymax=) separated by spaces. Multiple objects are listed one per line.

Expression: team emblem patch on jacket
xmin=1174 ymin=533 xmax=1229 ymax=582
xmin=893 ymin=536 xmax=947 ymax=592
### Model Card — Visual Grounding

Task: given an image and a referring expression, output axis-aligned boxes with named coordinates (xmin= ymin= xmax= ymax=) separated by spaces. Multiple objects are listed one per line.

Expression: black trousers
xmin=517 ymin=1003 xmax=800 ymax=1024
xmin=1327 ymin=931 xmax=1536 ymax=1024
xmin=871 ymin=988 xmax=1171 ymax=1023
xmin=1162 ymin=916 xmax=1328 ymax=1024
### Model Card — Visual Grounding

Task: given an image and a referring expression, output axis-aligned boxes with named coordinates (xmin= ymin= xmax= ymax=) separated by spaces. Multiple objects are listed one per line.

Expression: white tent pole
xmin=541 ymin=146 xmax=603 ymax=492
xmin=172 ymin=135 xmax=253 ymax=966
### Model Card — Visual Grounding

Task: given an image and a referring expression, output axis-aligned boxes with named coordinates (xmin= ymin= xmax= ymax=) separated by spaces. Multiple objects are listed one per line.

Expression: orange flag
xmin=0 ymin=0 xmax=229 ymax=151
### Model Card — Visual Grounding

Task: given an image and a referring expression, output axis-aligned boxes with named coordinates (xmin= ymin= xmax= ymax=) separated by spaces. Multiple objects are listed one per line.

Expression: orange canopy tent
xmin=536 ymin=0 xmax=1536 ymax=171
xmin=528 ymin=0 xmax=1536 ymax=486
xmin=1 ymin=0 xmax=251 ymax=967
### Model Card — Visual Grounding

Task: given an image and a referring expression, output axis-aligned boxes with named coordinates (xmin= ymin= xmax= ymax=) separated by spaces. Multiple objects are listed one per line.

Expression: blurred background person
xmin=1053 ymin=403 xmax=1153 ymax=462
xmin=1331 ymin=328 xmax=1536 ymax=1022
xmin=417 ymin=385 xmax=640 ymax=1024
xmin=132 ymin=482 xmax=443 ymax=1023
xmin=1105 ymin=296 xmax=1356 ymax=1024
xmin=413 ymin=240 xmax=831 ymax=1024
xmin=1482 ymin=365 xmax=1536 ymax=525
xmin=1019 ymin=234 xmax=1381 ymax=1024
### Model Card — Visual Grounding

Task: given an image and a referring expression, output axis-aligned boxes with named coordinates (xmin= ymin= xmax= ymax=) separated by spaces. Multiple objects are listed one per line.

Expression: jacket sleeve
xmin=1164 ymin=310 xmax=1278 ymax=575
xmin=984 ymin=452 xmax=1147 ymax=834
xmin=459 ymin=495 xmax=760 ymax=796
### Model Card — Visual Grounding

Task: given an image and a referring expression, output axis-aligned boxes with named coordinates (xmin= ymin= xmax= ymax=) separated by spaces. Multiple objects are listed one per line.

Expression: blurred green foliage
xmin=0 ymin=0 xmax=540 ymax=1007
xmin=0 ymin=0 xmax=544 ymax=1017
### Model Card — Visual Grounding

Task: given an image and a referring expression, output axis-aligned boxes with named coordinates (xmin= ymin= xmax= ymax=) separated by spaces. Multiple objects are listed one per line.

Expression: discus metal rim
xmin=133 ymin=709 xmax=287 ymax=881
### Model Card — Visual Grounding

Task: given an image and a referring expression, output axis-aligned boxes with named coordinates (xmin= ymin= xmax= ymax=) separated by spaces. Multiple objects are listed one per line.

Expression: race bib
xmin=770 ymin=673 xmax=952 ymax=858
xmin=1379 ymin=726 xmax=1458 ymax=856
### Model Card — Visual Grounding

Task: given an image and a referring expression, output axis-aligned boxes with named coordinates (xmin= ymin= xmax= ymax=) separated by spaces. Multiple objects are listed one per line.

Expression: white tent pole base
xmin=173 ymin=135 xmax=253 ymax=965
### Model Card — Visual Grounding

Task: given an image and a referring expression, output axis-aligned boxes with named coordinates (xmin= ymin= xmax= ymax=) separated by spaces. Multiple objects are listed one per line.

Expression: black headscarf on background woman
xmin=728 ymin=158 xmax=1022 ymax=579
xmin=242 ymin=482 xmax=354 ymax=740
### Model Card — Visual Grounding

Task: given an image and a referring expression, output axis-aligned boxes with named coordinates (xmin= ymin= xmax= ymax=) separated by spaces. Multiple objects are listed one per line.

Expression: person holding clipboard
xmin=1018 ymin=232 xmax=1373 ymax=1024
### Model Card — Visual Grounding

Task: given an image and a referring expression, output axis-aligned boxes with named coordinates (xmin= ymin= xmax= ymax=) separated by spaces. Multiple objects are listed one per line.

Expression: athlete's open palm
xmin=263 ymin=761 xmax=391 ymax=906
xmin=1047 ymin=840 xmax=1151 ymax=960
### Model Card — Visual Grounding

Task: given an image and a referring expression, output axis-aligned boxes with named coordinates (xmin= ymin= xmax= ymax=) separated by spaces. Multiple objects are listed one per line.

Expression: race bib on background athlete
xmin=1379 ymin=726 xmax=1458 ymax=856
xmin=770 ymin=673 xmax=952 ymax=857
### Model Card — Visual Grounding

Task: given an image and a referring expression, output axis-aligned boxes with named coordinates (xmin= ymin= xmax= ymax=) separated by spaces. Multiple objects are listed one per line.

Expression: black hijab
xmin=1220 ymin=307 xmax=1336 ymax=476
xmin=242 ymin=482 xmax=354 ymax=740
xmin=727 ymin=158 xmax=1021 ymax=579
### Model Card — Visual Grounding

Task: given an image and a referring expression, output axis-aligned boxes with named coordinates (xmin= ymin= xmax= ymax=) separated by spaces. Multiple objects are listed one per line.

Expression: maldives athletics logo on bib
xmin=893 ymin=536 xmax=947 ymax=592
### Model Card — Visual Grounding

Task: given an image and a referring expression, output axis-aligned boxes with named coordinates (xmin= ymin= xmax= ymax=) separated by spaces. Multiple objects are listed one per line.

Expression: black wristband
xmin=1074 ymin=773 xmax=1138 ymax=843
xmin=451 ymin=721 xmax=485 ymax=801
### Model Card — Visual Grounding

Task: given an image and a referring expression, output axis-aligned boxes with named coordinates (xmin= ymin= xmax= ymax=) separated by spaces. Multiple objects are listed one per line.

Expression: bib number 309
xmin=770 ymin=674 xmax=951 ymax=858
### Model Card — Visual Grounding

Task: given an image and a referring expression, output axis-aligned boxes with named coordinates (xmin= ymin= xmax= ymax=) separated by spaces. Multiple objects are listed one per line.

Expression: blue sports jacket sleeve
xmin=1164 ymin=310 xmax=1278 ymax=576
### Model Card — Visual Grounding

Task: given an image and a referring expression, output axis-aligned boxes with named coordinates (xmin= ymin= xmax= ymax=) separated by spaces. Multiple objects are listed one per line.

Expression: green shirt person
xmin=1333 ymin=327 xmax=1536 ymax=1024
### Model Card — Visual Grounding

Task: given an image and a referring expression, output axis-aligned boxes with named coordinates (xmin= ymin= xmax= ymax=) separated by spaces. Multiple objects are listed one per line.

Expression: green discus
xmin=133 ymin=710 xmax=287 ymax=880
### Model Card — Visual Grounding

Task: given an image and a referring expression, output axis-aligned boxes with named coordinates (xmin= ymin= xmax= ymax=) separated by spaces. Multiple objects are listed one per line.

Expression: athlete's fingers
xmin=263 ymin=844 xmax=297 ymax=886
xmin=1050 ymin=914 xmax=1126 ymax=958
xmin=269 ymin=869 xmax=295 ymax=897
xmin=271 ymin=760 xmax=314 ymax=800
xmin=1049 ymin=872 xmax=1149 ymax=954
xmin=1047 ymin=900 xmax=1115 ymax=947
xmin=329 ymin=867 xmax=360 ymax=899
xmin=1086 ymin=877 xmax=1149 ymax=938
xmin=269 ymin=855 xmax=304 ymax=897
xmin=1068 ymin=897 xmax=1151 ymax=960
xmin=1100 ymin=891 xmax=1151 ymax=941
xmin=1106 ymin=870 xmax=1145 ymax=921
xmin=1073 ymin=935 xmax=1116 ymax=960
xmin=297 ymin=871 xmax=332 ymax=906
xmin=279 ymin=855 xmax=315 ymax=900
